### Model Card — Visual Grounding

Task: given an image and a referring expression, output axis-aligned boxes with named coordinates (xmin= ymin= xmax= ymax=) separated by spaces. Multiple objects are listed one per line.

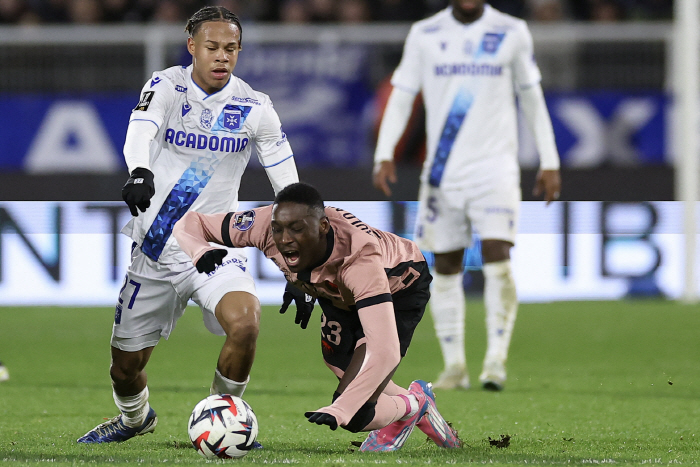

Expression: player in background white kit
xmin=373 ymin=0 xmax=561 ymax=391
xmin=78 ymin=6 xmax=298 ymax=443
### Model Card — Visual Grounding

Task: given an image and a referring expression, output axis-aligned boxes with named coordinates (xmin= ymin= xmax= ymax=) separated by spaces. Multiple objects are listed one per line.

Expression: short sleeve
xmin=511 ymin=22 xmax=542 ymax=90
xmin=129 ymin=72 xmax=178 ymax=129
xmin=390 ymin=25 xmax=423 ymax=95
xmin=254 ymin=95 xmax=293 ymax=168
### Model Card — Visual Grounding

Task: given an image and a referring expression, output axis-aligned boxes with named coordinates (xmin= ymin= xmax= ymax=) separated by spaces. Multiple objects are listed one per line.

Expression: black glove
xmin=122 ymin=167 xmax=155 ymax=217
xmin=304 ymin=411 xmax=338 ymax=430
xmin=195 ymin=249 xmax=228 ymax=274
xmin=279 ymin=283 xmax=315 ymax=329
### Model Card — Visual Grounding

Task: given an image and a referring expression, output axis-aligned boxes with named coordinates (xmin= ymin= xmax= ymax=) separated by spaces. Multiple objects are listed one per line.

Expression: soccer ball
xmin=187 ymin=394 xmax=259 ymax=459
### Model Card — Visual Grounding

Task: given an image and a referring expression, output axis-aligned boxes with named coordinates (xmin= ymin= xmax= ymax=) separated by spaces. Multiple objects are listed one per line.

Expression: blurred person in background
xmin=76 ymin=5 xmax=298 ymax=444
xmin=372 ymin=0 xmax=561 ymax=391
xmin=279 ymin=0 xmax=310 ymax=23
xmin=66 ymin=0 xmax=103 ymax=23
xmin=0 ymin=0 xmax=39 ymax=23
xmin=339 ymin=0 xmax=371 ymax=22
xmin=528 ymin=0 xmax=567 ymax=21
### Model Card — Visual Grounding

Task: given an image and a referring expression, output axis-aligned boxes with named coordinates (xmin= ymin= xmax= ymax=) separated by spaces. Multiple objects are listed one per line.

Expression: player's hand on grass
xmin=122 ymin=167 xmax=155 ymax=216
xmin=533 ymin=169 xmax=561 ymax=205
xmin=279 ymin=283 xmax=315 ymax=329
xmin=195 ymin=249 xmax=228 ymax=274
xmin=373 ymin=160 xmax=397 ymax=197
xmin=304 ymin=411 xmax=338 ymax=430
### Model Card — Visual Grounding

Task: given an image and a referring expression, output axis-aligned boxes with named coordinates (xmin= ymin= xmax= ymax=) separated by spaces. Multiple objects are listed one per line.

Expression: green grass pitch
xmin=1 ymin=300 xmax=699 ymax=465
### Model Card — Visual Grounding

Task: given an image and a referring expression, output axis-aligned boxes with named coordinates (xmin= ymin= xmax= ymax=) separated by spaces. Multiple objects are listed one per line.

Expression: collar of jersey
xmin=296 ymin=226 xmax=335 ymax=283
xmin=188 ymin=66 xmax=232 ymax=101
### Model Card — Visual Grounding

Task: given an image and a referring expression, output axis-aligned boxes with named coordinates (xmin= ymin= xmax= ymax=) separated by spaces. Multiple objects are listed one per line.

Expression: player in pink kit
xmin=174 ymin=183 xmax=461 ymax=451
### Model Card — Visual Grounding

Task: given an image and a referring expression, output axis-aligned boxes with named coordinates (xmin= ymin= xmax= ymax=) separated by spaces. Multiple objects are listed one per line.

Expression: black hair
xmin=185 ymin=6 xmax=243 ymax=46
xmin=274 ymin=183 xmax=325 ymax=217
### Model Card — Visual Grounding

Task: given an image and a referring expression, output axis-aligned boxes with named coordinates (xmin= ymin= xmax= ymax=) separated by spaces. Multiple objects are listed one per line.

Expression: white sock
xmin=482 ymin=260 xmax=518 ymax=363
xmin=210 ymin=369 xmax=249 ymax=397
xmin=430 ymin=272 xmax=466 ymax=370
xmin=398 ymin=394 xmax=419 ymax=421
xmin=113 ymin=386 xmax=150 ymax=428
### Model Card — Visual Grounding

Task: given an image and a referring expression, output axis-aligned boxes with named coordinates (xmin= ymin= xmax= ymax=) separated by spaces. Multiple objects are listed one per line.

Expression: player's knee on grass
xmin=343 ymin=400 xmax=377 ymax=433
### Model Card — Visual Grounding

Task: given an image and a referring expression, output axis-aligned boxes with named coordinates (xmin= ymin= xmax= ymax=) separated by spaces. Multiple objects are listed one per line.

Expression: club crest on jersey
xmin=182 ymin=103 xmax=191 ymax=116
xmin=480 ymin=33 xmax=505 ymax=55
xmin=200 ymin=109 xmax=214 ymax=129
xmin=224 ymin=108 xmax=241 ymax=130
xmin=150 ymin=76 xmax=161 ymax=87
xmin=233 ymin=210 xmax=255 ymax=231
xmin=134 ymin=91 xmax=154 ymax=111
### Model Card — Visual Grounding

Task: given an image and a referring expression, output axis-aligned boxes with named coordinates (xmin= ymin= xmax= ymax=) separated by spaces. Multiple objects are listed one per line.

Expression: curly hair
xmin=185 ymin=6 xmax=242 ymax=45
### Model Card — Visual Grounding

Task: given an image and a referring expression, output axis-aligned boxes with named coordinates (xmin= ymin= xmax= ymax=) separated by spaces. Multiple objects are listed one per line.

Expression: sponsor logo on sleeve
xmin=150 ymin=76 xmax=162 ymax=88
xmin=233 ymin=210 xmax=255 ymax=231
xmin=276 ymin=125 xmax=288 ymax=146
xmin=134 ymin=91 xmax=155 ymax=111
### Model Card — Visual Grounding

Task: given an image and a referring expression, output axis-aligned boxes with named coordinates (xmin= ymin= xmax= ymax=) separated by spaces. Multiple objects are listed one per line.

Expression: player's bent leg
xmin=212 ymin=291 xmax=261 ymax=396
xmin=359 ymin=381 xmax=430 ymax=452
xmin=480 ymin=240 xmax=517 ymax=391
xmin=78 ymin=343 xmax=158 ymax=444
xmin=432 ymin=251 xmax=469 ymax=390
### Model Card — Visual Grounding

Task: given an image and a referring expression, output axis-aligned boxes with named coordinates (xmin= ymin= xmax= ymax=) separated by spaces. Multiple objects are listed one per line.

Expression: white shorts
xmin=110 ymin=246 xmax=257 ymax=351
xmin=414 ymin=181 xmax=521 ymax=253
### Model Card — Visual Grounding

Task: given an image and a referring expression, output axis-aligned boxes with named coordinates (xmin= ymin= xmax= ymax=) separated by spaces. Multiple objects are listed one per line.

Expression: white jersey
xmin=122 ymin=65 xmax=293 ymax=264
xmin=392 ymin=5 xmax=541 ymax=191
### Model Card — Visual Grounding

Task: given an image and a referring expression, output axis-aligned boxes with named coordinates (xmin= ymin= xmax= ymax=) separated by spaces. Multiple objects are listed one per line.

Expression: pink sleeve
xmin=173 ymin=212 xmax=229 ymax=264
xmin=314 ymin=302 xmax=401 ymax=426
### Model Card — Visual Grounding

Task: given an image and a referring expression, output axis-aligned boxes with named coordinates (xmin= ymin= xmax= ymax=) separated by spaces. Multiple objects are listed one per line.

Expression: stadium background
xmin=0 ymin=0 xmax=687 ymax=305
xmin=2 ymin=1 xmax=700 ymax=464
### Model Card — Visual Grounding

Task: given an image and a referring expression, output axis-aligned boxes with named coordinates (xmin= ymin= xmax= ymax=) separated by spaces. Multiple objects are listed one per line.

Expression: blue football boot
xmin=77 ymin=408 xmax=158 ymax=444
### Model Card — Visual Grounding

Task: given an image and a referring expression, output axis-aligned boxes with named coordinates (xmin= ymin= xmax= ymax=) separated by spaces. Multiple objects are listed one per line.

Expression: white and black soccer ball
xmin=187 ymin=394 xmax=259 ymax=459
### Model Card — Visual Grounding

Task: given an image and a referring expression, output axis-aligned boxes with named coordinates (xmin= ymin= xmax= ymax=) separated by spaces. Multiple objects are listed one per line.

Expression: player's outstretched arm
xmin=173 ymin=212 xmax=229 ymax=268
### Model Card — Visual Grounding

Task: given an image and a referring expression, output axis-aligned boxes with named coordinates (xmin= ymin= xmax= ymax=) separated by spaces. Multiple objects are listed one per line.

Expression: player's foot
xmin=359 ymin=380 xmax=429 ymax=452
xmin=77 ymin=408 xmax=158 ymax=443
xmin=433 ymin=364 xmax=470 ymax=390
xmin=479 ymin=359 xmax=506 ymax=391
xmin=0 ymin=362 xmax=9 ymax=382
xmin=414 ymin=381 xmax=461 ymax=448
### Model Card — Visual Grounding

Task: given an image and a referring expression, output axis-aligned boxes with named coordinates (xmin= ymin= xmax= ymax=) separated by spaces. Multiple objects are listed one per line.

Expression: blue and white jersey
xmin=392 ymin=5 xmax=541 ymax=191
xmin=122 ymin=65 xmax=293 ymax=264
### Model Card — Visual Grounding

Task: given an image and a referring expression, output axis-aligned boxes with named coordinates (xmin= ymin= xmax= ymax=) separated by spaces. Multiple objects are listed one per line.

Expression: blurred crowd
xmin=0 ymin=0 xmax=674 ymax=25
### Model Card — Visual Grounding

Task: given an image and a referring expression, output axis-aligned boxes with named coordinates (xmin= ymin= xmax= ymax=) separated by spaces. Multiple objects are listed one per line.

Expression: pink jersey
xmin=174 ymin=205 xmax=428 ymax=427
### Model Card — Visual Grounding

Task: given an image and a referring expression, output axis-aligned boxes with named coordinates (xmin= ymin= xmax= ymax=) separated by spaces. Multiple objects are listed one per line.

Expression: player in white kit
xmin=373 ymin=0 xmax=560 ymax=391
xmin=78 ymin=6 xmax=298 ymax=443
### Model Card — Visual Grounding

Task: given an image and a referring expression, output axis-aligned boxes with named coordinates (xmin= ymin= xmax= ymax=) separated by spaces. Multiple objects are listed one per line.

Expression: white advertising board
xmin=0 ymin=201 xmax=696 ymax=306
